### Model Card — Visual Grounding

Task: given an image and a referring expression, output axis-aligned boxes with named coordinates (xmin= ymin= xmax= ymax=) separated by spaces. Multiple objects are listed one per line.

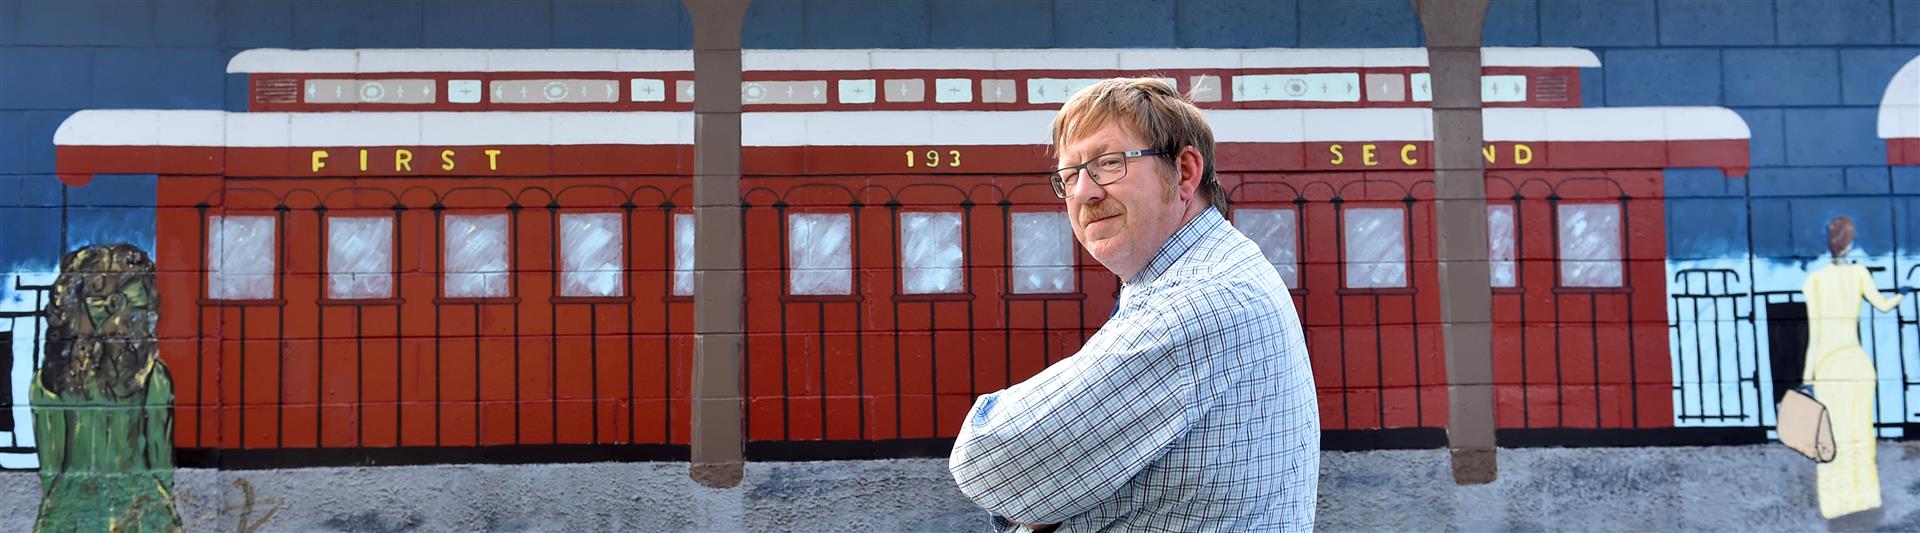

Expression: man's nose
xmin=1068 ymin=169 xmax=1105 ymax=203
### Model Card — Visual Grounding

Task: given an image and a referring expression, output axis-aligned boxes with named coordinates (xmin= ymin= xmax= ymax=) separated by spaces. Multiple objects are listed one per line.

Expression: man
xmin=948 ymin=78 xmax=1319 ymax=532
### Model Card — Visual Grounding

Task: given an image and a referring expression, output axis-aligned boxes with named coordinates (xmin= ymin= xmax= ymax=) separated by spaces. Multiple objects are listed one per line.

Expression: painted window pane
xmin=444 ymin=214 xmax=511 ymax=298
xmin=1343 ymin=207 xmax=1407 ymax=289
xmin=788 ymin=213 xmax=852 ymax=295
xmin=560 ymin=213 xmax=623 ymax=297
xmin=900 ymin=212 xmax=965 ymax=294
xmin=1232 ymin=208 xmax=1300 ymax=288
xmin=207 ymin=215 xmax=275 ymax=299
xmin=673 ymin=213 xmax=694 ymax=297
xmin=1558 ymin=203 xmax=1623 ymax=288
xmin=1488 ymin=205 xmax=1517 ymax=288
xmin=327 ymin=217 xmax=393 ymax=299
xmin=1010 ymin=211 xmax=1074 ymax=294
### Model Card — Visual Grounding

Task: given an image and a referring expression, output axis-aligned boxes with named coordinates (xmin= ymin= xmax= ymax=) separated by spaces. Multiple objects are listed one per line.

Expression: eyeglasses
xmin=1048 ymin=148 xmax=1170 ymax=199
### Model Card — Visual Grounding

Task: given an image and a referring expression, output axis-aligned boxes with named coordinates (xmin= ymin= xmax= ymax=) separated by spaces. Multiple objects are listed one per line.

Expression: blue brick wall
xmin=1902 ymin=0 xmax=1920 ymax=44
xmin=1588 ymin=1 xmax=1920 ymax=264
xmin=0 ymin=0 xmax=699 ymax=273
xmin=1776 ymin=0 xmax=1893 ymax=45
xmin=1483 ymin=0 xmax=1539 ymax=46
xmin=929 ymin=1 xmax=1055 ymax=48
xmin=423 ymin=1 xmax=553 ymax=49
xmin=1840 ymin=48 xmax=1920 ymax=105
xmin=804 ymin=1 xmax=934 ymax=48
xmin=1540 ymin=0 xmax=1656 ymax=47
xmin=1602 ymin=49 xmax=1723 ymax=105
xmin=746 ymin=0 xmax=1421 ymax=49
xmin=1723 ymin=49 xmax=1837 ymax=106
xmin=4 ymin=0 xmax=1919 ymax=270
xmin=1176 ymin=0 xmax=1299 ymax=48
xmin=1656 ymin=1 xmax=1774 ymax=46
xmin=1297 ymin=0 xmax=1422 ymax=48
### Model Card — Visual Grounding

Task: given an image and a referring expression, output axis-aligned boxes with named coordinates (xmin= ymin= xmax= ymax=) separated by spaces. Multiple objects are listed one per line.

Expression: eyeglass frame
xmin=1047 ymin=148 xmax=1173 ymax=199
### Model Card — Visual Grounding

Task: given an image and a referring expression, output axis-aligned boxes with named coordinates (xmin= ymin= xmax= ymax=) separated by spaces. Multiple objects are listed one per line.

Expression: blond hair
xmin=1050 ymin=77 xmax=1228 ymax=213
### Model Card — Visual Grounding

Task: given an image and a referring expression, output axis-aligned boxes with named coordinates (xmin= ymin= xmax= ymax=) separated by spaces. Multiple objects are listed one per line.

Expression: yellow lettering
xmin=311 ymin=150 xmax=328 ymax=173
xmin=485 ymin=149 xmax=502 ymax=171
xmin=441 ymin=149 xmax=456 ymax=171
xmin=394 ymin=149 xmax=413 ymax=172
xmin=1362 ymin=144 xmax=1379 ymax=166
xmin=1481 ymin=144 xmax=1497 ymax=164
xmin=1328 ymin=144 xmax=1345 ymax=165
xmin=359 ymin=149 xmax=369 ymax=171
xmin=1400 ymin=144 xmax=1419 ymax=166
xmin=1513 ymin=143 xmax=1534 ymax=165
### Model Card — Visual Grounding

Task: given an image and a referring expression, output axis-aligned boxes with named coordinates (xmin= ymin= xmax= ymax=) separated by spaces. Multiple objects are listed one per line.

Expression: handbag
xmin=1777 ymin=387 xmax=1836 ymax=463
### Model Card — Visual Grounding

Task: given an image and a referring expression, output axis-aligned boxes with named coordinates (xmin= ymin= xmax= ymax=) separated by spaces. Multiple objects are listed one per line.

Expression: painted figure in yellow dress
xmin=1800 ymin=215 xmax=1904 ymax=519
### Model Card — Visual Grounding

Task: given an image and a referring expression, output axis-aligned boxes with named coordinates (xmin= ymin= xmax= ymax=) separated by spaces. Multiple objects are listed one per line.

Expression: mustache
xmin=1078 ymin=203 xmax=1124 ymax=226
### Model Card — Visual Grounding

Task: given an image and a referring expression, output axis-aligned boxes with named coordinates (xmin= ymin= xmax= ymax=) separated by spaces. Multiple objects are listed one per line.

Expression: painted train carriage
xmin=21 ymin=46 xmax=1751 ymax=465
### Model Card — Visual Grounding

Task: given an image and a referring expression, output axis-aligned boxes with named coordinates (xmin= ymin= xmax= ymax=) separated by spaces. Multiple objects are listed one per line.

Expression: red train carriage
xmin=56 ymin=109 xmax=698 ymax=458
xmin=48 ymin=47 xmax=1749 ymax=464
xmin=735 ymin=106 xmax=1747 ymax=451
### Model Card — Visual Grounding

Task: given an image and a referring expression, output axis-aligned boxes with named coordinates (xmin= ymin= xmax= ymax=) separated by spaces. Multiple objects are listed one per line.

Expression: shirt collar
xmin=1125 ymin=207 xmax=1225 ymax=288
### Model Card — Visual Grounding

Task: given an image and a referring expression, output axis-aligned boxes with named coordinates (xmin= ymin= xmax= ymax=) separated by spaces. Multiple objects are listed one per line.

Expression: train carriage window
xmin=559 ymin=213 xmax=625 ymax=297
xmin=1009 ymin=211 xmax=1074 ymax=294
xmin=1488 ymin=205 xmax=1517 ymax=288
xmin=443 ymin=214 xmax=511 ymax=298
xmin=900 ymin=211 xmax=965 ymax=294
xmin=788 ymin=213 xmax=853 ymax=295
xmin=207 ymin=215 xmax=276 ymax=299
xmin=1343 ymin=207 xmax=1408 ymax=289
xmin=672 ymin=213 xmax=694 ymax=296
xmin=1557 ymin=203 xmax=1623 ymax=288
xmin=326 ymin=217 xmax=395 ymax=299
xmin=1231 ymin=208 xmax=1300 ymax=288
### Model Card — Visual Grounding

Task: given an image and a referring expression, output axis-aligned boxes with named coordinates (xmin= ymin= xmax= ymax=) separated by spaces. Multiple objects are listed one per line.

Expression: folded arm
xmin=948 ymin=307 xmax=1197 ymax=525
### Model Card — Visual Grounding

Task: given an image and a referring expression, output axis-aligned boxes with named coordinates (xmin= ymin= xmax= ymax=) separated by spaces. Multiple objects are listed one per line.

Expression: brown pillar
xmin=1412 ymin=0 xmax=1497 ymax=485
xmin=684 ymin=0 xmax=748 ymax=488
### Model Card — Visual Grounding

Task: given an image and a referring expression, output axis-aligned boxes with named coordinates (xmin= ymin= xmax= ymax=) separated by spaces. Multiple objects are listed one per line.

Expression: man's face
xmin=1057 ymin=124 xmax=1188 ymax=281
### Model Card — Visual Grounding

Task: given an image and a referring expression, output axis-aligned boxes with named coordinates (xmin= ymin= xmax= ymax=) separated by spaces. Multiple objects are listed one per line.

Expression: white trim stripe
xmin=55 ymin=110 xmax=693 ymax=147
xmin=228 ymin=49 xmax=696 ymax=74
xmin=54 ymin=107 xmax=1746 ymax=148
xmin=737 ymin=107 xmax=1745 ymax=146
xmin=228 ymin=47 xmax=1602 ymax=74
xmin=1879 ymin=55 xmax=1920 ymax=139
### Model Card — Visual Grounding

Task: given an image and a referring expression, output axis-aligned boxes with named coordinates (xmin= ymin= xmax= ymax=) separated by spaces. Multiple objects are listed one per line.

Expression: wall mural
xmin=1 ymin=42 xmax=1917 ymax=525
xmin=32 ymin=244 xmax=180 ymax=532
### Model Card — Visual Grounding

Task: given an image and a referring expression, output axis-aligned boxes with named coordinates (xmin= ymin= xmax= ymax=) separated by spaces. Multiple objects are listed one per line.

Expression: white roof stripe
xmin=54 ymin=111 xmax=693 ymax=147
xmin=228 ymin=47 xmax=1601 ymax=74
xmin=228 ymin=49 xmax=697 ymax=74
xmin=54 ymin=107 xmax=1746 ymax=148
xmin=1878 ymin=55 xmax=1920 ymax=139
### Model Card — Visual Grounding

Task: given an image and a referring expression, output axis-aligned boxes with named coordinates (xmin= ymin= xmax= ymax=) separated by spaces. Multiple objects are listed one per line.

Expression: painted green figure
xmin=31 ymin=244 xmax=181 ymax=532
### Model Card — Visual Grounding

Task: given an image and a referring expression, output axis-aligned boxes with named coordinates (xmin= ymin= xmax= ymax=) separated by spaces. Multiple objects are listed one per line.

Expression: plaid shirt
xmin=950 ymin=207 xmax=1320 ymax=532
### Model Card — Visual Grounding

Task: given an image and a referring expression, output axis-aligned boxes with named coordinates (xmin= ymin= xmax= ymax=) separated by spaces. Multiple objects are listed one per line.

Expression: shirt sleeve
xmin=946 ymin=295 xmax=1204 ymax=525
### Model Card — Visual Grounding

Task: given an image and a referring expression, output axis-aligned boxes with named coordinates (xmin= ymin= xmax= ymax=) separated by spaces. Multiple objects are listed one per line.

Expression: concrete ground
xmin=3 ymin=442 xmax=1917 ymax=531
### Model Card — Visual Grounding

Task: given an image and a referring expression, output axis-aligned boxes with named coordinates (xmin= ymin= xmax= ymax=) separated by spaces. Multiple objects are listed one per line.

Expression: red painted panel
xmin=1889 ymin=139 xmax=1920 ymax=166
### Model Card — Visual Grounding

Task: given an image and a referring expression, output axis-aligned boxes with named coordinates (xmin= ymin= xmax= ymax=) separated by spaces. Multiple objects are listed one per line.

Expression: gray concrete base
xmin=2 ymin=443 xmax=1917 ymax=532
xmin=1319 ymin=442 xmax=1920 ymax=532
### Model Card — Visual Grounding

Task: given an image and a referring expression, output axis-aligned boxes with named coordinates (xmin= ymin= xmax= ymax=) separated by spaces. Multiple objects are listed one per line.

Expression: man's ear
xmin=1177 ymin=146 xmax=1205 ymax=201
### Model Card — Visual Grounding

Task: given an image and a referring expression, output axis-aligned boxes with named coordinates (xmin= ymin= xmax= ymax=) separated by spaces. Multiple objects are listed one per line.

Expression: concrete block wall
xmin=1477 ymin=0 xmax=1920 ymax=260
xmin=4 ymin=0 xmax=1918 ymax=529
